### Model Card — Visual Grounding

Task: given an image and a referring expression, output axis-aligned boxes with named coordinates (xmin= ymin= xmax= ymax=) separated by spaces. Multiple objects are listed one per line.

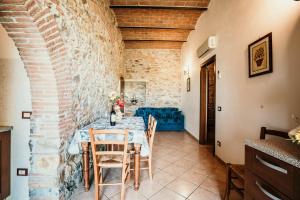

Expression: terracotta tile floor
xmin=72 ymin=131 xmax=242 ymax=200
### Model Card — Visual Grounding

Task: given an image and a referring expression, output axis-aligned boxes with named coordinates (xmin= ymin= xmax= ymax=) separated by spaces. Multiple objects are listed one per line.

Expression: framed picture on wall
xmin=187 ymin=77 xmax=191 ymax=92
xmin=248 ymin=33 xmax=273 ymax=78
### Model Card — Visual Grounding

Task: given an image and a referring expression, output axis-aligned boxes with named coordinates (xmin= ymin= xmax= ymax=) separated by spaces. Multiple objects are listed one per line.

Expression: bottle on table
xmin=110 ymin=106 xmax=116 ymax=126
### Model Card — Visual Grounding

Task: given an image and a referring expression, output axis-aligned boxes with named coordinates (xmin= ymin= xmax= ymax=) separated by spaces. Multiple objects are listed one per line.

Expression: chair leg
xmin=127 ymin=168 xmax=131 ymax=184
xmin=120 ymin=163 xmax=128 ymax=200
xmin=148 ymin=158 xmax=152 ymax=181
xmin=96 ymin=166 xmax=102 ymax=200
xmin=223 ymin=163 xmax=231 ymax=200
xmin=121 ymin=183 xmax=126 ymax=200
xmin=99 ymin=167 xmax=102 ymax=199
xmin=95 ymin=173 xmax=99 ymax=200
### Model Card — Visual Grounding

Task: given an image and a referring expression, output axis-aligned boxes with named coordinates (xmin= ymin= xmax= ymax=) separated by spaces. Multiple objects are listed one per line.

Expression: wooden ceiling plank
xmin=124 ymin=40 xmax=184 ymax=49
xmin=124 ymin=39 xmax=187 ymax=42
xmin=113 ymin=8 xmax=202 ymax=30
xmin=118 ymin=26 xmax=195 ymax=30
xmin=110 ymin=0 xmax=210 ymax=8
xmin=110 ymin=5 xmax=208 ymax=10
xmin=121 ymin=28 xmax=190 ymax=41
xmin=110 ymin=0 xmax=211 ymax=48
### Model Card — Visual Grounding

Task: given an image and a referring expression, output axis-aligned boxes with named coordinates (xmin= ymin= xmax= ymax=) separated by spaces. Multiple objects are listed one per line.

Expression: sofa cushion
xmin=135 ymin=107 xmax=184 ymax=131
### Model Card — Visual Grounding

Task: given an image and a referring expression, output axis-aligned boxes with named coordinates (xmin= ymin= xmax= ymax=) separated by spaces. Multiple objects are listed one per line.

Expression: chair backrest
xmin=148 ymin=114 xmax=154 ymax=131
xmin=260 ymin=127 xmax=289 ymax=140
xmin=148 ymin=119 xmax=157 ymax=154
xmin=89 ymin=129 xmax=129 ymax=165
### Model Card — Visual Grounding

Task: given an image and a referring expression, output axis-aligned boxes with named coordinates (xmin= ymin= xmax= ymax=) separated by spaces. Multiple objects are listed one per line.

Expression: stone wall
xmin=0 ymin=0 xmax=124 ymax=199
xmin=124 ymin=49 xmax=181 ymax=113
xmin=53 ymin=0 xmax=124 ymax=128
xmin=50 ymin=0 xmax=124 ymax=198
xmin=124 ymin=81 xmax=146 ymax=115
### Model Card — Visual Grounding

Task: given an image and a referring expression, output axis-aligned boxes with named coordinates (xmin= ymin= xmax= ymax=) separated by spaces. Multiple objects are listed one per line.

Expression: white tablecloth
xmin=68 ymin=117 xmax=150 ymax=156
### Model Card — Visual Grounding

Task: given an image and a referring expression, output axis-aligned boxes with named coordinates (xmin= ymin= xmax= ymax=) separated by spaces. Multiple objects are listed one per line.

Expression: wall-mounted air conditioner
xmin=197 ymin=36 xmax=217 ymax=58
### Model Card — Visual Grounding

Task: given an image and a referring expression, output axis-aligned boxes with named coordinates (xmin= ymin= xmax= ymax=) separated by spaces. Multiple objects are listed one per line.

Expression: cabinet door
xmin=246 ymin=171 xmax=290 ymax=200
xmin=251 ymin=148 xmax=294 ymax=197
xmin=0 ymin=131 xmax=11 ymax=199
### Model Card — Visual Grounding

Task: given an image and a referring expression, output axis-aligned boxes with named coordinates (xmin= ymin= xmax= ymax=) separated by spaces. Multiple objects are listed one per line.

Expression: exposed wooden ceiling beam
xmin=124 ymin=39 xmax=187 ymax=42
xmin=124 ymin=40 xmax=183 ymax=49
xmin=110 ymin=5 xmax=207 ymax=10
xmin=110 ymin=0 xmax=211 ymax=8
xmin=113 ymin=8 xmax=201 ymax=30
xmin=118 ymin=26 xmax=194 ymax=30
xmin=110 ymin=0 xmax=211 ymax=49
xmin=120 ymin=27 xmax=190 ymax=41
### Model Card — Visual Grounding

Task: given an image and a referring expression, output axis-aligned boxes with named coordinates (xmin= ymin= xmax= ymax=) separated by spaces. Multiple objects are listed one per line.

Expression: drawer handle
xmin=255 ymin=155 xmax=288 ymax=174
xmin=256 ymin=181 xmax=281 ymax=200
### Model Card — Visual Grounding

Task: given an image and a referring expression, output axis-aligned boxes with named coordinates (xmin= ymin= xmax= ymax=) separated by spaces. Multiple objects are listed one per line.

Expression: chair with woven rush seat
xmin=89 ymin=128 xmax=130 ymax=200
xmin=223 ymin=127 xmax=289 ymax=200
xmin=146 ymin=114 xmax=155 ymax=140
xmin=130 ymin=117 xmax=157 ymax=181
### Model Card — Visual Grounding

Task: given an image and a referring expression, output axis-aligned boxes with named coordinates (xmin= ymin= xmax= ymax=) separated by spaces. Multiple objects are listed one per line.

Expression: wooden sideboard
xmin=245 ymin=144 xmax=300 ymax=200
xmin=0 ymin=127 xmax=11 ymax=200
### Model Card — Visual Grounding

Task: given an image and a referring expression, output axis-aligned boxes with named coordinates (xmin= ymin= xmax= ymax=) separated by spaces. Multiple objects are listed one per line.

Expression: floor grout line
xmin=72 ymin=131 xmax=226 ymax=200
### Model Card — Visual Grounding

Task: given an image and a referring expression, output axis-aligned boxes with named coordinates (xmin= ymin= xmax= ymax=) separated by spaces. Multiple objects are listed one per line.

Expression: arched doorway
xmin=0 ymin=1 xmax=73 ymax=199
xmin=0 ymin=25 xmax=31 ymax=200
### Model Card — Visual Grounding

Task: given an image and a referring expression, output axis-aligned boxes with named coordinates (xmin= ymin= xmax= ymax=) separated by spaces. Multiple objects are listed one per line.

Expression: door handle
xmin=256 ymin=181 xmax=281 ymax=200
xmin=255 ymin=155 xmax=287 ymax=174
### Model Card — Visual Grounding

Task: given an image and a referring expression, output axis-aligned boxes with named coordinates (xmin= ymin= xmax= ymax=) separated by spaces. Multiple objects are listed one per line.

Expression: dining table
xmin=68 ymin=116 xmax=149 ymax=191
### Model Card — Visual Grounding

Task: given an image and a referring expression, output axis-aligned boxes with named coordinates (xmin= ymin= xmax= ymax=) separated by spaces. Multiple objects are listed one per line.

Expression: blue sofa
xmin=135 ymin=107 xmax=184 ymax=131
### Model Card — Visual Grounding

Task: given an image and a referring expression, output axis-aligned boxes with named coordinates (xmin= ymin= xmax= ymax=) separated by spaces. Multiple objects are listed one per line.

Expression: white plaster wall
xmin=181 ymin=0 xmax=300 ymax=163
xmin=0 ymin=25 xmax=31 ymax=200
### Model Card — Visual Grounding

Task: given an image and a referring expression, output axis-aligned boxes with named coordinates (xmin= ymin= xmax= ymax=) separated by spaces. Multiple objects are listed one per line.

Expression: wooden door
xmin=199 ymin=67 xmax=207 ymax=144
xmin=199 ymin=56 xmax=216 ymax=147
xmin=0 ymin=131 xmax=11 ymax=199
xmin=207 ymin=62 xmax=216 ymax=145
xmin=120 ymin=76 xmax=125 ymax=112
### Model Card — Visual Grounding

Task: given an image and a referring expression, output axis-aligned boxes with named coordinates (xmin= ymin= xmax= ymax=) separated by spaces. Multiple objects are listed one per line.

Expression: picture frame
xmin=248 ymin=33 xmax=273 ymax=78
xmin=187 ymin=77 xmax=191 ymax=92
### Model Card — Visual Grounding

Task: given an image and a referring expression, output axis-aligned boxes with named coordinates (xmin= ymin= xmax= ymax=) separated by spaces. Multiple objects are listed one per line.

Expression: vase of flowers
xmin=289 ymin=126 xmax=300 ymax=145
xmin=108 ymin=91 xmax=124 ymax=123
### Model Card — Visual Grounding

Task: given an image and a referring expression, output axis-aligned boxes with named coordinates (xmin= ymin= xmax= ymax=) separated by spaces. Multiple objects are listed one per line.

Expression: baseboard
xmin=184 ymin=129 xmax=226 ymax=166
xmin=214 ymin=154 xmax=226 ymax=166
xmin=184 ymin=129 xmax=198 ymax=142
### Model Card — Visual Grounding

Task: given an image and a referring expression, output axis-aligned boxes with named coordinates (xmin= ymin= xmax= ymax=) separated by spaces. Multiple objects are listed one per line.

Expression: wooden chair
xmin=130 ymin=118 xmax=157 ymax=180
xmin=89 ymin=129 xmax=130 ymax=200
xmin=223 ymin=127 xmax=289 ymax=200
xmin=260 ymin=126 xmax=289 ymax=140
xmin=146 ymin=114 xmax=155 ymax=140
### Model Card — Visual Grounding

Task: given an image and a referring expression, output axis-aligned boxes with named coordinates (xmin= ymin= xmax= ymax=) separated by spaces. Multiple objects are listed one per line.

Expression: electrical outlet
xmin=217 ymin=106 xmax=222 ymax=111
xmin=17 ymin=168 xmax=28 ymax=176
xmin=217 ymin=140 xmax=221 ymax=147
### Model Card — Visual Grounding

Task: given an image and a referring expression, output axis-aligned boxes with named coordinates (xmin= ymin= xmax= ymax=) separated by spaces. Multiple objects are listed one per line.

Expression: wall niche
xmin=124 ymin=80 xmax=147 ymax=116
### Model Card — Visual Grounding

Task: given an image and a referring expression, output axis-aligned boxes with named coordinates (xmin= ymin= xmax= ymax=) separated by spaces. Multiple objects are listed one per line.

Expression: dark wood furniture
xmin=224 ymin=164 xmax=245 ymax=199
xmin=223 ymin=127 xmax=289 ymax=200
xmin=0 ymin=127 xmax=11 ymax=199
xmin=260 ymin=126 xmax=289 ymax=140
xmin=245 ymin=145 xmax=300 ymax=200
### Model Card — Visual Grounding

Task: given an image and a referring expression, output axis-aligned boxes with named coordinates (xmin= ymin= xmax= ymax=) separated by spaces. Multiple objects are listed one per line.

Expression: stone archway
xmin=0 ymin=0 xmax=72 ymax=199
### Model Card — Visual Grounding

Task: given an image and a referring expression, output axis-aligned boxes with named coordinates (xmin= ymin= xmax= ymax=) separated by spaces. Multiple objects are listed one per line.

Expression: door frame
xmin=120 ymin=76 xmax=125 ymax=112
xmin=199 ymin=55 xmax=216 ymax=145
